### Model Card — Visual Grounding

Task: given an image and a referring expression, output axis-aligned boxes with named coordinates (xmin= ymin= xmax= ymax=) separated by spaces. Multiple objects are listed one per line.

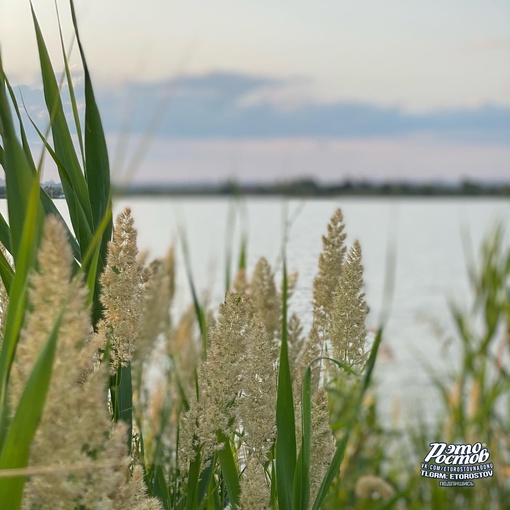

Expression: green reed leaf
xmin=149 ymin=464 xmax=171 ymax=510
xmin=186 ymin=449 xmax=201 ymax=510
xmin=21 ymin=103 xmax=94 ymax=246
xmin=197 ymin=458 xmax=214 ymax=506
xmin=56 ymin=4 xmax=85 ymax=168
xmin=0 ymin=148 xmax=41 ymax=449
xmin=110 ymin=365 xmax=133 ymax=455
xmin=0 ymin=57 xmax=40 ymax=263
xmin=69 ymin=0 xmax=112 ymax=273
xmin=275 ymin=257 xmax=296 ymax=510
xmin=30 ymin=4 xmax=94 ymax=260
xmin=0 ymin=248 xmax=13 ymax=295
xmin=179 ymin=226 xmax=207 ymax=352
xmin=293 ymin=365 xmax=311 ymax=510
xmin=0 ymin=213 xmax=11 ymax=255
xmin=6 ymin=64 xmax=81 ymax=261
xmin=217 ymin=431 xmax=240 ymax=508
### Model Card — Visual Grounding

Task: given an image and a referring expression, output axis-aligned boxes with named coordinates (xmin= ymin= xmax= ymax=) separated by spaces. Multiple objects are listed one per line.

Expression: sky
xmin=1 ymin=0 xmax=510 ymax=184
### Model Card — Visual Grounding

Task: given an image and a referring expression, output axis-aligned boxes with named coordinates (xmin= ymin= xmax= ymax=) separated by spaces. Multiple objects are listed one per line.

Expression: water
xmin=3 ymin=197 xmax=509 ymax=422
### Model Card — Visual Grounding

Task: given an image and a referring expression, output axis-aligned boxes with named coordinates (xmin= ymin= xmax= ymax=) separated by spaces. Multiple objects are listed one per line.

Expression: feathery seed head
xmin=309 ymin=388 xmax=335 ymax=505
xmin=180 ymin=292 xmax=250 ymax=466
xmin=11 ymin=216 xmax=160 ymax=509
xmin=288 ymin=312 xmax=305 ymax=374
xmin=251 ymin=257 xmax=280 ymax=337
xmin=237 ymin=312 xmax=277 ymax=456
xmin=100 ymin=208 xmax=144 ymax=372
xmin=10 ymin=216 xmax=87 ymax=403
xmin=239 ymin=457 xmax=271 ymax=510
xmin=331 ymin=240 xmax=367 ymax=369
xmin=313 ymin=208 xmax=347 ymax=331
xmin=233 ymin=267 xmax=248 ymax=293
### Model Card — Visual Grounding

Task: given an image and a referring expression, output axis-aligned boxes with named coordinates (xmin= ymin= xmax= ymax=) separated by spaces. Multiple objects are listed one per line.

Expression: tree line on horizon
xmin=112 ymin=178 xmax=510 ymax=197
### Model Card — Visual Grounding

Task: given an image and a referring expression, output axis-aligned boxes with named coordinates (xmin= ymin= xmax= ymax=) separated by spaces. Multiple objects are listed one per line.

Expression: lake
xmin=3 ymin=197 xmax=509 ymax=423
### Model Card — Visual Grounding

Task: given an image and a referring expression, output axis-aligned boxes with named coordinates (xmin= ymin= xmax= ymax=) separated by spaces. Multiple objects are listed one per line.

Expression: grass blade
xmin=293 ymin=366 xmax=311 ymax=510
xmin=149 ymin=464 xmax=171 ymax=510
xmin=217 ymin=432 xmax=240 ymax=508
xmin=30 ymin=4 xmax=94 ymax=260
xmin=8 ymin=81 xmax=81 ymax=261
xmin=55 ymin=4 xmax=85 ymax=167
xmin=110 ymin=365 xmax=133 ymax=454
xmin=0 ymin=249 xmax=13 ymax=295
xmin=275 ymin=257 xmax=296 ymax=510
xmin=186 ymin=450 xmax=201 ymax=510
xmin=197 ymin=457 xmax=214 ymax=506
xmin=0 ymin=57 xmax=40 ymax=263
xmin=0 ymin=149 xmax=42 ymax=447
xmin=69 ymin=0 xmax=112 ymax=271
xmin=0 ymin=213 xmax=11 ymax=254
xmin=179 ymin=226 xmax=207 ymax=352
xmin=22 ymin=104 xmax=93 ymax=247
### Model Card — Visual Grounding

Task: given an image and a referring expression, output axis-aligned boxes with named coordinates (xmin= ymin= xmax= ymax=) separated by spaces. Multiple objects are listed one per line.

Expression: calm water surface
xmin=4 ymin=197 xmax=509 ymax=422
xmin=113 ymin=196 xmax=508 ymax=422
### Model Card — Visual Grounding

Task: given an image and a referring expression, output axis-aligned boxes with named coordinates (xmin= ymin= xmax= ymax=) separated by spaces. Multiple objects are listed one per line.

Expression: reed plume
xmin=239 ymin=457 xmax=271 ymax=510
xmin=179 ymin=292 xmax=250 ymax=469
xmin=99 ymin=208 xmax=144 ymax=372
xmin=10 ymin=217 xmax=161 ymax=510
xmin=331 ymin=240 xmax=367 ymax=369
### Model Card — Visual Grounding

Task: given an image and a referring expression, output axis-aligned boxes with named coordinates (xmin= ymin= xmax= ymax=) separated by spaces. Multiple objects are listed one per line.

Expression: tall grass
xmin=324 ymin=226 xmax=509 ymax=510
xmin=2 ymin=3 xmax=506 ymax=510
xmin=0 ymin=1 xmax=113 ymax=505
xmin=0 ymin=4 xmax=382 ymax=509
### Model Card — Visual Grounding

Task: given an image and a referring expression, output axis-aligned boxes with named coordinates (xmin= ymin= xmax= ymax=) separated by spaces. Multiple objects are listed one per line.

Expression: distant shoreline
xmin=112 ymin=180 xmax=510 ymax=197
xmin=1 ymin=180 xmax=508 ymax=199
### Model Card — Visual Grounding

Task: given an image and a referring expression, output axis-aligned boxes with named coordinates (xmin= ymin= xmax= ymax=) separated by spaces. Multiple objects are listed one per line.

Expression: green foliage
xmin=0 ymin=2 xmax=112 ymax=507
xmin=294 ymin=366 xmax=312 ymax=510
xmin=275 ymin=260 xmax=297 ymax=510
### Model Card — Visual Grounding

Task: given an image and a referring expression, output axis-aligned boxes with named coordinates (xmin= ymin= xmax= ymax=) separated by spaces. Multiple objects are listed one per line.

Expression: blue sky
xmin=1 ymin=0 xmax=510 ymax=184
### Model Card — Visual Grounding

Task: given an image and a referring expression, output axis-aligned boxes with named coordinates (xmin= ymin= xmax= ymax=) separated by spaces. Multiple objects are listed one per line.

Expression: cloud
xmin=92 ymin=72 xmax=510 ymax=142
xmin=12 ymin=71 xmax=510 ymax=143
xmin=8 ymin=72 xmax=508 ymax=185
